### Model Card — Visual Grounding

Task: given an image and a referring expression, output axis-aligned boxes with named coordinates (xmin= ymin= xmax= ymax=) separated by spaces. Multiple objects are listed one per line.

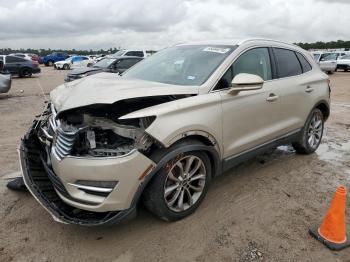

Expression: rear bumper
xmin=32 ymin=68 xmax=41 ymax=74
xmin=20 ymin=124 xmax=140 ymax=226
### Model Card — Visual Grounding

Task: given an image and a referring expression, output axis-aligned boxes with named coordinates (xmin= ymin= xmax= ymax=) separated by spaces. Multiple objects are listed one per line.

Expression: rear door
xmin=220 ymin=47 xmax=285 ymax=158
xmin=271 ymin=48 xmax=314 ymax=131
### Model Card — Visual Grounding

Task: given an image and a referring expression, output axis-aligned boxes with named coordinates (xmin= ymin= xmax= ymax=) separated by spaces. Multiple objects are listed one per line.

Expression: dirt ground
xmin=0 ymin=67 xmax=349 ymax=262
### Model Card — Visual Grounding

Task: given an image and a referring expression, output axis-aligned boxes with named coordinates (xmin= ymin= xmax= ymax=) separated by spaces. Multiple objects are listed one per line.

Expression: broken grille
xmin=52 ymin=127 xmax=77 ymax=160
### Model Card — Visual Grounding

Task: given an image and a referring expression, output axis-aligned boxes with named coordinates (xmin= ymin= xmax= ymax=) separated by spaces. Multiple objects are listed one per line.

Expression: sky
xmin=0 ymin=0 xmax=349 ymax=50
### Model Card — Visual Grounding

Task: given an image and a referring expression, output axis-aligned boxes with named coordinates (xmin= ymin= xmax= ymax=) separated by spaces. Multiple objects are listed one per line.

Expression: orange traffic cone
xmin=309 ymin=186 xmax=350 ymax=250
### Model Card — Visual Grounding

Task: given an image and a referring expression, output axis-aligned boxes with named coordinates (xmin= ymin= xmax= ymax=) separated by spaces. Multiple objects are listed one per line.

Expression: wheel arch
xmin=314 ymin=100 xmax=330 ymax=121
xmin=132 ymin=137 xmax=222 ymax=208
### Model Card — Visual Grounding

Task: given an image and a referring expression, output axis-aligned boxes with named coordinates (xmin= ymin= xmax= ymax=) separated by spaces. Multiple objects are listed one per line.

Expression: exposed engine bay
xmin=37 ymin=95 xmax=191 ymax=160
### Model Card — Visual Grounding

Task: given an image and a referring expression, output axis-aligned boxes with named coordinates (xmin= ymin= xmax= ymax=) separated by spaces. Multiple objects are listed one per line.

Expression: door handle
xmin=266 ymin=93 xmax=279 ymax=102
xmin=305 ymin=86 xmax=314 ymax=93
xmin=266 ymin=93 xmax=278 ymax=102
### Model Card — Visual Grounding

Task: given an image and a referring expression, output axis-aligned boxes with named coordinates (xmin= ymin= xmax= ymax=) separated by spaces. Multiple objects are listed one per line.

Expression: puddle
xmin=276 ymin=145 xmax=295 ymax=154
xmin=315 ymin=136 xmax=350 ymax=165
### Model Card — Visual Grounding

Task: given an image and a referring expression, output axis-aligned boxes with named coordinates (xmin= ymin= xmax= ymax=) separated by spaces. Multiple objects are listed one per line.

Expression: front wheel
xmin=143 ymin=151 xmax=211 ymax=221
xmin=63 ymin=64 xmax=70 ymax=70
xmin=292 ymin=108 xmax=324 ymax=154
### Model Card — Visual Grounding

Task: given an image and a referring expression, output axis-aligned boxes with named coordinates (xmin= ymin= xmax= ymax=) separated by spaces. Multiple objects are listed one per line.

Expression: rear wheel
xmin=20 ymin=68 xmax=32 ymax=78
xmin=143 ymin=151 xmax=211 ymax=221
xmin=292 ymin=108 xmax=324 ymax=154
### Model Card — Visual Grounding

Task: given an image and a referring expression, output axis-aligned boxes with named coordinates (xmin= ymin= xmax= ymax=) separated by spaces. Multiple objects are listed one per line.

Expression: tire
xmin=63 ymin=64 xmax=70 ymax=70
xmin=20 ymin=68 xmax=32 ymax=78
xmin=143 ymin=150 xmax=212 ymax=222
xmin=46 ymin=60 xmax=53 ymax=66
xmin=345 ymin=69 xmax=348 ymax=72
xmin=292 ymin=108 xmax=324 ymax=154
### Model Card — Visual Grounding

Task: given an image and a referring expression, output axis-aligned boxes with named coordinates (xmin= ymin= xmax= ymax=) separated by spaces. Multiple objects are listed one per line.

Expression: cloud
xmin=0 ymin=0 xmax=349 ymax=50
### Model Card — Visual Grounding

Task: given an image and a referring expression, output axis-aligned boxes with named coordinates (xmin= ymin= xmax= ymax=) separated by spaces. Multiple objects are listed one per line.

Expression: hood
xmin=50 ymin=73 xmax=199 ymax=113
xmin=68 ymin=67 xmax=103 ymax=76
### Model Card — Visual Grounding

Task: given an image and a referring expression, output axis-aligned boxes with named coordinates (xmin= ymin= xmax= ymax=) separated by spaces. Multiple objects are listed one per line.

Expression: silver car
xmin=0 ymin=60 xmax=11 ymax=93
xmin=20 ymin=39 xmax=330 ymax=226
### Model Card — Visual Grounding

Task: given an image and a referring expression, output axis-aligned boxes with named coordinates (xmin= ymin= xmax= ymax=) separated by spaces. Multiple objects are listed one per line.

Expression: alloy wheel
xmin=307 ymin=111 xmax=323 ymax=149
xmin=163 ymin=155 xmax=206 ymax=212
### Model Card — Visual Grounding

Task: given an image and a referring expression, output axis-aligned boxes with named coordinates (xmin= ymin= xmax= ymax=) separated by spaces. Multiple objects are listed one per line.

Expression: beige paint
xmin=37 ymin=39 xmax=330 ymax=213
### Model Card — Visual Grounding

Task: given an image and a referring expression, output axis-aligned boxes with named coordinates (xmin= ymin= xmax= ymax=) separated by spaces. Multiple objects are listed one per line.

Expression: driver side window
xmin=215 ymin=47 xmax=272 ymax=90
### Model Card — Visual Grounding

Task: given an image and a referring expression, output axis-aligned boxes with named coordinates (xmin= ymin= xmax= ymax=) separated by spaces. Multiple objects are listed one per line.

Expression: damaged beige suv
xmin=20 ymin=39 xmax=330 ymax=226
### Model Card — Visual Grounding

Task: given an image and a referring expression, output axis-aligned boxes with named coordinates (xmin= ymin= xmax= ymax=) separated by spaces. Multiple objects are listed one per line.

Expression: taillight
xmin=32 ymin=61 xmax=39 ymax=67
xmin=327 ymin=79 xmax=331 ymax=97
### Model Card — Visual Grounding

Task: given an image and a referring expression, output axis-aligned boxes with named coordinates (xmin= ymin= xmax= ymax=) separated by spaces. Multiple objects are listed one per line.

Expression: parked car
xmin=336 ymin=54 xmax=350 ymax=71
xmin=112 ymin=49 xmax=149 ymax=58
xmin=54 ymin=56 xmax=94 ymax=70
xmin=9 ymin=53 xmax=32 ymax=60
xmin=40 ymin=52 xmax=70 ymax=66
xmin=311 ymin=52 xmax=337 ymax=74
xmin=1 ymin=55 xmax=40 ymax=77
xmin=0 ymin=61 xmax=11 ymax=93
xmin=65 ymin=56 xmax=142 ymax=82
xmin=19 ymin=39 xmax=330 ymax=226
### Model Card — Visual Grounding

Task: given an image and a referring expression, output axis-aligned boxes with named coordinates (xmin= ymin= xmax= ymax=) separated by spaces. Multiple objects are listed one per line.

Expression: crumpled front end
xmin=20 ymin=103 xmax=157 ymax=226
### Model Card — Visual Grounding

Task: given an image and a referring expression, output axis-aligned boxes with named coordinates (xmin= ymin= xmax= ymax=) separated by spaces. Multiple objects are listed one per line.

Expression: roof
xmin=177 ymin=38 xmax=298 ymax=48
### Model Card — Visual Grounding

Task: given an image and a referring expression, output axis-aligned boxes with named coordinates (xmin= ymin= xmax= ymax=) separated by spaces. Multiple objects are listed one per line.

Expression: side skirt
xmin=222 ymin=129 xmax=302 ymax=173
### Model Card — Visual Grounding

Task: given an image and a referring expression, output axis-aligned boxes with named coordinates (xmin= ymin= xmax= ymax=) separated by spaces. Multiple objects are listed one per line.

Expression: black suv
xmin=65 ymin=56 xmax=143 ymax=82
xmin=0 ymin=55 xmax=41 ymax=77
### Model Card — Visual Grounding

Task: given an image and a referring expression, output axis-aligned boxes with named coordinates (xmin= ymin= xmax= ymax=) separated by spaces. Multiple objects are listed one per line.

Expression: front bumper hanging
xmin=20 ymin=124 xmax=136 ymax=226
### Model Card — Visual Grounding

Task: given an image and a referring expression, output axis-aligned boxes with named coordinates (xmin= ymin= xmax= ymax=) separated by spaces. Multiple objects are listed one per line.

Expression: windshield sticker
xmin=203 ymin=47 xmax=230 ymax=54
xmin=187 ymin=76 xmax=196 ymax=80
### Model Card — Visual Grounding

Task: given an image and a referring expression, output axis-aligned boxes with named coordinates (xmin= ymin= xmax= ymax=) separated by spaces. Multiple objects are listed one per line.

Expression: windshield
xmin=65 ymin=57 xmax=72 ymax=62
xmin=93 ymin=58 xmax=115 ymax=68
xmin=312 ymin=53 xmax=321 ymax=61
xmin=123 ymin=45 xmax=235 ymax=86
xmin=114 ymin=50 xmax=126 ymax=56
xmin=321 ymin=53 xmax=337 ymax=61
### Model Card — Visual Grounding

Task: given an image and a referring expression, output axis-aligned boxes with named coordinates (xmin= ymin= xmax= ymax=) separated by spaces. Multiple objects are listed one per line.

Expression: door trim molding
xmin=222 ymin=128 xmax=302 ymax=172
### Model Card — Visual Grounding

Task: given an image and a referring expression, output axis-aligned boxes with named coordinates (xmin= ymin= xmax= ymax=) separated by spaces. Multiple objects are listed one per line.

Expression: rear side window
xmin=295 ymin=52 xmax=312 ymax=73
xmin=117 ymin=59 xmax=139 ymax=69
xmin=6 ymin=56 xmax=25 ymax=63
xmin=125 ymin=51 xmax=144 ymax=57
xmin=273 ymin=48 xmax=302 ymax=78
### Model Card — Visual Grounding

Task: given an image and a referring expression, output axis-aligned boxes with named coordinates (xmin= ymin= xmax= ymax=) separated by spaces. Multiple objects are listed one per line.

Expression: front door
xmin=220 ymin=47 xmax=283 ymax=159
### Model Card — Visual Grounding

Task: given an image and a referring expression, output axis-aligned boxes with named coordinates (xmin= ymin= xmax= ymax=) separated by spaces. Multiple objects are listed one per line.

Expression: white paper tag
xmin=203 ymin=47 xmax=230 ymax=54
xmin=86 ymin=130 xmax=96 ymax=149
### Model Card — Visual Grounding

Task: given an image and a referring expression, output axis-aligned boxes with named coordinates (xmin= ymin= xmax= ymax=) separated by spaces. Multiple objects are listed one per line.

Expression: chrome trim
xmin=67 ymin=183 xmax=113 ymax=193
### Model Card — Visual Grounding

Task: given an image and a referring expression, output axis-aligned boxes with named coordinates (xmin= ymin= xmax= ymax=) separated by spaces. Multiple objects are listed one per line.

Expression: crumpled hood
xmin=68 ymin=67 xmax=103 ymax=76
xmin=50 ymin=73 xmax=199 ymax=113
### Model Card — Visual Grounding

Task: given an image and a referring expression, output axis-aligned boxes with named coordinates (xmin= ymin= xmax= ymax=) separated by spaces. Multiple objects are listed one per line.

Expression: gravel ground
xmin=0 ymin=67 xmax=349 ymax=262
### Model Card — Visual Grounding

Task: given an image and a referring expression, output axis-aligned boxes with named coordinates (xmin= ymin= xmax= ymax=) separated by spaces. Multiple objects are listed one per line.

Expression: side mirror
xmin=230 ymin=73 xmax=264 ymax=92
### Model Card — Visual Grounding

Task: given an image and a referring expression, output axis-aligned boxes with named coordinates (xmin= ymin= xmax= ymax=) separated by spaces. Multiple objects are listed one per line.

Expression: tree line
xmin=0 ymin=47 xmax=121 ymax=56
xmin=295 ymin=40 xmax=350 ymax=50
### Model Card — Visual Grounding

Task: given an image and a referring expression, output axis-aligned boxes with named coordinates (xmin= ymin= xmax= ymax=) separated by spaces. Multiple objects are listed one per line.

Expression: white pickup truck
xmin=311 ymin=52 xmax=337 ymax=74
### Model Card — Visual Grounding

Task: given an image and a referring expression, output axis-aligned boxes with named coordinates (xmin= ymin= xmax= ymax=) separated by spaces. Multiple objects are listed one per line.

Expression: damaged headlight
xmin=66 ymin=114 xmax=156 ymax=158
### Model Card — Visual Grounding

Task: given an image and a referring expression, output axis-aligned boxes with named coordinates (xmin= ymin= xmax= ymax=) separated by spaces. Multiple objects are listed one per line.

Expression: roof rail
xmin=238 ymin=38 xmax=297 ymax=47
